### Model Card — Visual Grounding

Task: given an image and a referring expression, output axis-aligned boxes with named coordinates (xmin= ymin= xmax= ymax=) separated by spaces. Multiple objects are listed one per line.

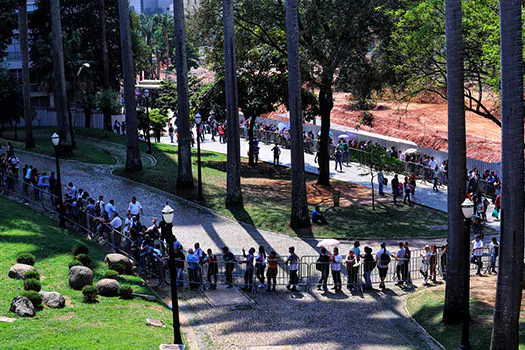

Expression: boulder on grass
xmin=69 ymin=266 xmax=93 ymax=290
xmin=8 ymin=264 xmax=37 ymax=280
xmin=39 ymin=292 xmax=65 ymax=308
xmin=104 ymin=253 xmax=132 ymax=273
xmin=9 ymin=296 xmax=35 ymax=317
xmin=96 ymin=278 xmax=121 ymax=297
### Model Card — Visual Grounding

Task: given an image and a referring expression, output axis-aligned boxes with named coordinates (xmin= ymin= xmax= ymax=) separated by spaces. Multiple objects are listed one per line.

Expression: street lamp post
xmin=195 ymin=113 xmax=203 ymax=201
xmin=143 ymin=89 xmax=152 ymax=154
xmin=459 ymin=198 xmax=474 ymax=350
xmin=160 ymin=203 xmax=183 ymax=346
xmin=51 ymin=133 xmax=65 ymax=227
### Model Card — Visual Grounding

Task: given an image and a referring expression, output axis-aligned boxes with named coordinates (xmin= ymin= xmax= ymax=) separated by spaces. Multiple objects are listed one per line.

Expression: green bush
xmin=16 ymin=253 xmax=36 ymax=266
xmin=118 ymin=286 xmax=134 ymax=300
xmin=111 ymin=263 xmax=126 ymax=275
xmin=73 ymin=244 xmax=89 ymax=256
xmin=75 ymin=254 xmax=91 ymax=267
xmin=24 ymin=270 xmax=40 ymax=280
xmin=104 ymin=270 xmax=119 ymax=280
xmin=82 ymin=285 xmax=98 ymax=303
xmin=22 ymin=290 xmax=42 ymax=308
xmin=23 ymin=278 xmax=41 ymax=292
xmin=68 ymin=260 xmax=83 ymax=269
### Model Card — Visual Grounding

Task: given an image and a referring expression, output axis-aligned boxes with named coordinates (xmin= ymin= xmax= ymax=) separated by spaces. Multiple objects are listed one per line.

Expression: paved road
xmin=12 ymin=140 xmax=443 ymax=349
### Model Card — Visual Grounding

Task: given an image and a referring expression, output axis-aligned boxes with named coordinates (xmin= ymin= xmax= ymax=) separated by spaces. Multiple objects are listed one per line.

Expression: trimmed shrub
xmin=22 ymin=290 xmax=42 ymax=308
xmin=23 ymin=278 xmax=41 ymax=292
xmin=73 ymin=244 xmax=89 ymax=256
xmin=118 ymin=286 xmax=133 ymax=300
xmin=68 ymin=260 xmax=83 ymax=269
xmin=82 ymin=285 xmax=99 ymax=303
xmin=111 ymin=263 xmax=126 ymax=275
xmin=16 ymin=253 xmax=36 ymax=266
xmin=24 ymin=270 xmax=40 ymax=281
xmin=104 ymin=270 xmax=119 ymax=280
xmin=75 ymin=254 xmax=91 ymax=267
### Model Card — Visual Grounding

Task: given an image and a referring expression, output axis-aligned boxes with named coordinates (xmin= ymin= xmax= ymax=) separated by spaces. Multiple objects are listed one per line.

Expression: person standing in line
xmin=419 ymin=245 xmax=431 ymax=285
xmin=222 ymin=246 xmax=236 ymax=288
xmin=240 ymin=247 xmax=255 ymax=292
xmin=376 ymin=242 xmax=392 ymax=289
xmin=266 ymin=251 xmax=279 ymax=292
xmin=127 ymin=196 xmax=144 ymax=220
xmin=105 ymin=199 xmax=116 ymax=218
xmin=271 ymin=145 xmax=281 ymax=166
xmin=206 ymin=249 xmax=218 ymax=289
xmin=334 ymin=148 xmax=343 ymax=172
xmin=489 ymin=237 xmax=499 ymax=274
xmin=317 ymin=247 xmax=330 ymax=292
xmin=391 ymin=175 xmax=400 ymax=205
xmin=362 ymin=246 xmax=375 ymax=290
xmin=186 ymin=248 xmax=199 ymax=290
xmin=403 ymin=177 xmax=412 ymax=206
xmin=472 ymin=234 xmax=484 ymax=276
xmin=173 ymin=248 xmax=185 ymax=287
xmin=218 ymin=124 xmax=225 ymax=144
xmin=429 ymin=244 xmax=438 ymax=282
xmin=255 ymin=246 xmax=266 ymax=287
xmin=345 ymin=249 xmax=358 ymax=291
xmin=285 ymin=246 xmax=299 ymax=291
xmin=378 ymin=168 xmax=385 ymax=196
xmin=395 ymin=242 xmax=406 ymax=285
xmin=330 ymin=247 xmax=343 ymax=292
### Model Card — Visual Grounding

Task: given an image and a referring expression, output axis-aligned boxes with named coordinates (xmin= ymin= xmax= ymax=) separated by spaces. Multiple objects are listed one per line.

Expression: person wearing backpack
xmin=375 ymin=242 xmax=391 ymax=289
xmin=316 ymin=247 xmax=330 ymax=291
xmin=206 ymin=248 xmax=218 ymax=289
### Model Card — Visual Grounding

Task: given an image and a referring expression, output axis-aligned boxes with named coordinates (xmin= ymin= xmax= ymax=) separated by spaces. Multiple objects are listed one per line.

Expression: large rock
xmin=9 ymin=296 xmax=35 ymax=317
xmin=8 ymin=264 xmax=36 ymax=280
xmin=96 ymin=278 xmax=121 ymax=297
xmin=104 ymin=253 xmax=132 ymax=273
xmin=39 ymin=291 xmax=65 ymax=308
xmin=69 ymin=266 xmax=93 ymax=290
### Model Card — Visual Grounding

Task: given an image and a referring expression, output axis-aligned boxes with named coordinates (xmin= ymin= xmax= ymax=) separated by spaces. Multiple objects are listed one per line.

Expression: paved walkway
xmin=12 ymin=140 xmax=442 ymax=349
xmin=161 ymin=134 xmax=500 ymax=232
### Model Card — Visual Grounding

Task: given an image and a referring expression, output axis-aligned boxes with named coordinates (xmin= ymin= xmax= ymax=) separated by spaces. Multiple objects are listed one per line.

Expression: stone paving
xmin=11 ymin=139 xmax=453 ymax=349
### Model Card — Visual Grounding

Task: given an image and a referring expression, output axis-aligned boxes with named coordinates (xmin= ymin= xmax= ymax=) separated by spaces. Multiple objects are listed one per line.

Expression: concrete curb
xmin=403 ymin=298 xmax=446 ymax=350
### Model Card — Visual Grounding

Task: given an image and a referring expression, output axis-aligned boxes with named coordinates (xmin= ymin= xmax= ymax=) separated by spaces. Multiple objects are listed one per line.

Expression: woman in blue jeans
xmin=362 ymin=246 xmax=375 ymax=289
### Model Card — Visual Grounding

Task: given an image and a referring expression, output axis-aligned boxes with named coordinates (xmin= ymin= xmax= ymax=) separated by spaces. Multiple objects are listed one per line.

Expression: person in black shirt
xmin=316 ymin=247 xmax=330 ymax=291
xmin=222 ymin=246 xmax=236 ymax=288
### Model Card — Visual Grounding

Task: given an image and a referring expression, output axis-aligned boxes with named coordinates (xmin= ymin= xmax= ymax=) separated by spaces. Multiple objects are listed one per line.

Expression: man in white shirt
xmin=376 ymin=242 xmax=392 ymax=289
xmin=128 ymin=196 xmax=144 ymax=220
xmin=472 ymin=235 xmax=484 ymax=276
xmin=395 ymin=242 xmax=406 ymax=285
xmin=123 ymin=213 xmax=133 ymax=236
xmin=110 ymin=212 xmax=122 ymax=231
xmin=330 ymin=247 xmax=343 ymax=292
xmin=489 ymin=237 xmax=499 ymax=274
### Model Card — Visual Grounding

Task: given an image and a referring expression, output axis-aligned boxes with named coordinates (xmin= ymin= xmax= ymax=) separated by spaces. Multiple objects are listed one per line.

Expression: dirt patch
xmin=148 ymin=304 xmax=164 ymax=312
xmin=236 ymin=161 xmax=387 ymax=207
xmin=52 ymin=311 xmax=75 ymax=321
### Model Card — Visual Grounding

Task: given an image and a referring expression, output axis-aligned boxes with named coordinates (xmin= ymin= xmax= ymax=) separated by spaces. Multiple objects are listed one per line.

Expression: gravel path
xmin=14 ymin=141 xmax=442 ymax=349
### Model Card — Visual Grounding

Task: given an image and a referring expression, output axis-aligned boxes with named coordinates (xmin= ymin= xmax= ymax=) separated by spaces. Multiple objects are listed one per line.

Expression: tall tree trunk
xmin=223 ymin=0 xmax=243 ymax=207
xmin=50 ymin=0 xmax=72 ymax=154
xmin=19 ymin=0 xmax=34 ymax=149
xmin=247 ymin=116 xmax=255 ymax=166
xmin=287 ymin=0 xmax=310 ymax=231
xmin=443 ymin=0 xmax=467 ymax=324
xmin=99 ymin=0 xmax=112 ymax=132
xmin=173 ymin=0 xmax=194 ymax=188
xmin=316 ymin=82 xmax=333 ymax=186
xmin=491 ymin=0 xmax=524 ymax=346
xmin=67 ymin=99 xmax=76 ymax=148
xmin=118 ymin=0 xmax=143 ymax=171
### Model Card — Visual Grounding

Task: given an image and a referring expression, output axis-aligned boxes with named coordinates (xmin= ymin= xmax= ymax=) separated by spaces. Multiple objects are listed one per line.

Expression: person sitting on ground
xmin=311 ymin=206 xmax=328 ymax=225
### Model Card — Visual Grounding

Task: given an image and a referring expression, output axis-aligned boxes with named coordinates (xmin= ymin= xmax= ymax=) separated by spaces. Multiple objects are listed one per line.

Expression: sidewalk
xmin=161 ymin=134 xmax=500 ymax=232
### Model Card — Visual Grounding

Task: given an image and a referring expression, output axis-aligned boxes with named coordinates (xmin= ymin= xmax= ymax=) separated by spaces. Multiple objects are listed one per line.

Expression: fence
xmin=0 ymin=169 xmax=497 ymax=294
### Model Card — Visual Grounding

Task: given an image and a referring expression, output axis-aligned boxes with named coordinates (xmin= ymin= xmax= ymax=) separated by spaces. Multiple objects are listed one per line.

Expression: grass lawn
xmin=406 ymin=284 xmax=525 ymax=349
xmin=114 ymin=142 xmax=449 ymax=239
xmin=0 ymin=198 xmax=177 ymax=349
xmin=1 ymin=127 xmax=116 ymax=165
